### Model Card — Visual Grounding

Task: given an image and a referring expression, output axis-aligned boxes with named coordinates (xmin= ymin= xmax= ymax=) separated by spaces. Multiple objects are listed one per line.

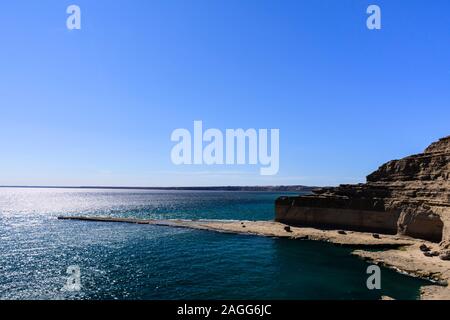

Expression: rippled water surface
xmin=0 ymin=188 xmax=428 ymax=300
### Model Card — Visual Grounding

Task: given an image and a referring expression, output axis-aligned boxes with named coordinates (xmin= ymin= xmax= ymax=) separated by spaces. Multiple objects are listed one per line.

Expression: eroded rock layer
xmin=276 ymin=136 xmax=450 ymax=245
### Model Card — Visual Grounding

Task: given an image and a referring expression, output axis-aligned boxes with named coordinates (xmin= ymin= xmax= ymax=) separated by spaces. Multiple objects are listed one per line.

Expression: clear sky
xmin=0 ymin=0 xmax=449 ymax=187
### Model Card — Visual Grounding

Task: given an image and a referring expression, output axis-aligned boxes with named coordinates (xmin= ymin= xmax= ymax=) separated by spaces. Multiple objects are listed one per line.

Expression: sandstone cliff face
xmin=276 ymin=136 xmax=450 ymax=245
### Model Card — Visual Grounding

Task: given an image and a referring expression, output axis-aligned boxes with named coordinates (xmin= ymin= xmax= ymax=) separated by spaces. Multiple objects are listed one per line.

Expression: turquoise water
xmin=0 ymin=188 xmax=428 ymax=300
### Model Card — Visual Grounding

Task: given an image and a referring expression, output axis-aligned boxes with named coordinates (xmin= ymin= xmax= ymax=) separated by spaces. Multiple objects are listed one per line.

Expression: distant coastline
xmin=0 ymin=185 xmax=316 ymax=192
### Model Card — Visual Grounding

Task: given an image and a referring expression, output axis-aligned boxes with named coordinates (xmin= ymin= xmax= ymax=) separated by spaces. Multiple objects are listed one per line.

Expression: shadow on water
xmin=270 ymin=238 xmax=429 ymax=300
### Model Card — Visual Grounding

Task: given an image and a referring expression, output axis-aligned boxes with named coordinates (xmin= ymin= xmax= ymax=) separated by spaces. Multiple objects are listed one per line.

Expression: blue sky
xmin=0 ymin=0 xmax=449 ymax=187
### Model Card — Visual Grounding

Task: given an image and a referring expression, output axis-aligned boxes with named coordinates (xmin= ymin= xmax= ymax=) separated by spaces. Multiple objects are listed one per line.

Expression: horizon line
xmin=0 ymin=185 xmax=317 ymax=191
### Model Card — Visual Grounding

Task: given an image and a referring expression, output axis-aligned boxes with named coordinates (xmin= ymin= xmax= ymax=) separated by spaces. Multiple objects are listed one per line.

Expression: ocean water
xmin=0 ymin=188 xmax=428 ymax=300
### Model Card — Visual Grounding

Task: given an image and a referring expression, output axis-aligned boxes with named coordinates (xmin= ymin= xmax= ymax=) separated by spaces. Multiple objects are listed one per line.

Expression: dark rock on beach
xmin=440 ymin=250 xmax=450 ymax=261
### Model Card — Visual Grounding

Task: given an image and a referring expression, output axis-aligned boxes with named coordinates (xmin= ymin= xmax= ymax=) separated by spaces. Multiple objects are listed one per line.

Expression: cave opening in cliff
xmin=400 ymin=213 xmax=444 ymax=243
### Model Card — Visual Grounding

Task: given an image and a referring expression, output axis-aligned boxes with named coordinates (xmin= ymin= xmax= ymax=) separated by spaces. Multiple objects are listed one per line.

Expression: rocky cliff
xmin=276 ymin=136 xmax=450 ymax=246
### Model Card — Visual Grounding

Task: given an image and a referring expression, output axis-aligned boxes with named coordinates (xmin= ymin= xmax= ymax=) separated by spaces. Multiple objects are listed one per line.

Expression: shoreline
xmin=58 ymin=216 xmax=450 ymax=300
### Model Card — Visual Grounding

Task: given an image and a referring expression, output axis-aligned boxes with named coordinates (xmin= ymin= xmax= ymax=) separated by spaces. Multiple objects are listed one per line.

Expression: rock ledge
xmin=276 ymin=136 xmax=450 ymax=245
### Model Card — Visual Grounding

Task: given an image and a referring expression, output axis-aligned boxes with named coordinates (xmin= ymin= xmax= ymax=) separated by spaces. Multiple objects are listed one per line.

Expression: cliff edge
xmin=276 ymin=136 xmax=450 ymax=247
